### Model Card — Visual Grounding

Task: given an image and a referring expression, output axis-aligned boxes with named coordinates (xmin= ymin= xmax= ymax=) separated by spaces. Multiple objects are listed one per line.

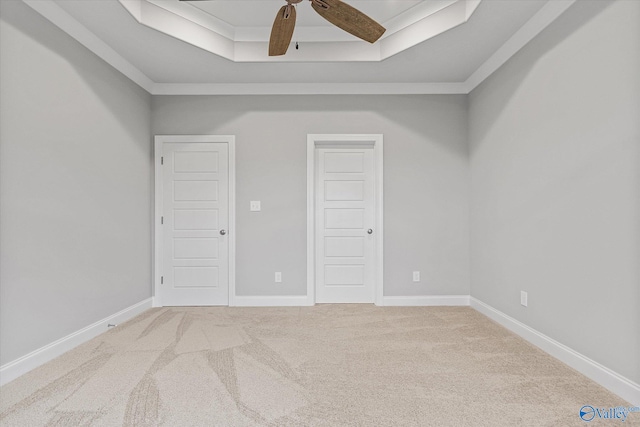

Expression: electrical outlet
xmin=250 ymin=201 xmax=261 ymax=211
xmin=275 ymin=272 xmax=282 ymax=283
xmin=521 ymin=291 xmax=528 ymax=307
xmin=412 ymin=271 xmax=420 ymax=282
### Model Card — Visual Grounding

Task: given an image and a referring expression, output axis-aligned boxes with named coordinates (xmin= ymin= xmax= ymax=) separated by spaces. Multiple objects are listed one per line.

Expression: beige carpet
xmin=0 ymin=305 xmax=635 ymax=426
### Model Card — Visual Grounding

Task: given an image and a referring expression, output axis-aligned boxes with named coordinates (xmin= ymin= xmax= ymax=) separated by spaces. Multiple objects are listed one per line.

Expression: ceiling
xmin=188 ymin=0 xmax=425 ymax=28
xmin=22 ymin=0 xmax=576 ymax=94
xmin=115 ymin=0 xmax=483 ymax=62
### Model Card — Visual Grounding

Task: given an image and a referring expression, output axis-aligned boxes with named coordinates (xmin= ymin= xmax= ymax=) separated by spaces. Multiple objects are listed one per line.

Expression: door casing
xmin=307 ymin=134 xmax=384 ymax=305
xmin=154 ymin=135 xmax=236 ymax=307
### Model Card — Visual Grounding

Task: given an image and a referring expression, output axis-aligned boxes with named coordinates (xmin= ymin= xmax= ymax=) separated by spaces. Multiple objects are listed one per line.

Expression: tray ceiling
xmin=119 ymin=0 xmax=481 ymax=61
xmin=22 ymin=0 xmax=575 ymax=94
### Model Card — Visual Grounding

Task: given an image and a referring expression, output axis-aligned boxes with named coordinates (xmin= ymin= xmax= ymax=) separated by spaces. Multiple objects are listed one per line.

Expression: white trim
xmin=306 ymin=138 xmax=316 ymax=307
xmin=464 ymin=0 xmax=576 ymax=92
xmin=23 ymin=0 xmax=574 ymax=96
xmin=374 ymin=139 xmax=384 ymax=307
xmin=151 ymin=82 xmax=469 ymax=96
xmin=153 ymin=135 xmax=236 ymax=307
xmin=232 ymin=296 xmax=314 ymax=307
xmin=307 ymin=134 xmax=384 ymax=306
xmin=0 ymin=298 xmax=152 ymax=387
xmin=233 ymin=295 xmax=470 ymax=307
xmin=153 ymin=139 xmax=163 ymax=308
xmin=382 ymin=295 xmax=470 ymax=306
xmin=121 ymin=0 xmax=480 ymax=63
xmin=22 ymin=0 xmax=154 ymax=93
xmin=471 ymin=297 xmax=640 ymax=406
xmin=228 ymin=141 xmax=237 ymax=307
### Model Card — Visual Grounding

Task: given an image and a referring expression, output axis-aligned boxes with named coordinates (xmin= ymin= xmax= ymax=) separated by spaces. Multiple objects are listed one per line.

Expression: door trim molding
xmin=153 ymin=135 xmax=236 ymax=307
xmin=307 ymin=134 xmax=384 ymax=306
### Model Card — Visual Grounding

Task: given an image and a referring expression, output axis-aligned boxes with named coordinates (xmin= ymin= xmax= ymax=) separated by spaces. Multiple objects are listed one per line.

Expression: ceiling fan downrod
xmin=284 ymin=0 xmax=303 ymax=19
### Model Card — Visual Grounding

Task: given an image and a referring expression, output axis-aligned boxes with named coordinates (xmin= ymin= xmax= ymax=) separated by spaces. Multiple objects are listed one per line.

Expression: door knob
xmin=220 ymin=229 xmax=226 ymax=235
xmin=367 ymin=229 xmax=373 ymax=234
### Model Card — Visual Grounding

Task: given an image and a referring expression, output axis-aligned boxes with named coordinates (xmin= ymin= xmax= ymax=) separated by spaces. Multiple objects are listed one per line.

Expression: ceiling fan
xmin=268 ymin=0 xmax=386 ymax=56
xmin=181 ymin=0 xmax=386 ymax=57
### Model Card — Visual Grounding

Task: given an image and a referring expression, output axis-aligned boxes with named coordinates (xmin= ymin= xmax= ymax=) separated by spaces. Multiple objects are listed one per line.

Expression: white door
xmin=316 ymin=147 xmax=376 ymax=303
xmin=160 ymin=142 xmax=229 ymax=306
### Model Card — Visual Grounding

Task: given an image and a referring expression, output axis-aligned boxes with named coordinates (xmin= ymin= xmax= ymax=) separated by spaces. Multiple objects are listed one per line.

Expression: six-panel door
xmin=161 ymin=142 xmax=229 ymax=306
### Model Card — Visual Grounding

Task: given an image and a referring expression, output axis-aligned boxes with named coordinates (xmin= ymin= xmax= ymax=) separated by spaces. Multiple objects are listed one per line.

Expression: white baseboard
xmin=0 ymin=298 xmax=153 ymax=387
xmin=233 ymin=295 xmax=472 ymax=307
xmin=232 ymin=295 xmax=313 ymax=307
xmin=471 ymin=297 xmax=640 ymax=406
xmin=381 ymin=295 xmax=471 ymax=306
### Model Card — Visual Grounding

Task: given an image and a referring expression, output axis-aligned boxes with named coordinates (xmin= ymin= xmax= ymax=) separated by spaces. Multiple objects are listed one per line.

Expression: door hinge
xmin=161 ymin=156 xmax=164 ymax=165
xmin=161 ymin=276 xmax=164 ymax=284
xmin=161 ymin=216 xmax=164 ymax=225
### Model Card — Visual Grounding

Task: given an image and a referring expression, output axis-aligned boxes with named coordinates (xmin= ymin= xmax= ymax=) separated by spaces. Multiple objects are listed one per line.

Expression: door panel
xmin=174 ymin=266 xmax=219 ymax=288
xmin=325 ymin=237 xmax=364 ymax=257
xmin=173 ymin=181 xmax=218 ymax=201
xmin=162 ymin=142 xmax=229 ymax=305
xmin=316 ymin=148 xmax=375 ymax=303
xmin=173 ymin=238 xmax=219 ymax=259
xmin=324 ymin=265 xmax=365 ymax=286
xmin=325 ymin=181 xmax=364 ymax=200
xmin=174 ymin=151 xmax=219 ymax=172
xmin=174 ymin=209 xmax=218 ymax=230
xmin=324 ymin=152 xmax=364 ymax=173
xmin=324 ymin=209 xmax=365 ymax=229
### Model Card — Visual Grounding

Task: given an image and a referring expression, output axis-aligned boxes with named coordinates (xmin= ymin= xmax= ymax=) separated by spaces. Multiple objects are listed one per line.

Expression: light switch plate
xmin=250 ymin=201 xmax=261 ymax=212
xmin=521 ymin=291 xmax=528 ymax=307
xmin=412 ymin=271 xmax=420 ymax=282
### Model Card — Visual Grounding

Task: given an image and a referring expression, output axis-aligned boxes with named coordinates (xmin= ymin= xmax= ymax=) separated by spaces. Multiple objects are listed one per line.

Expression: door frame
xmin=306 ymin=134 xmax=384 ymax=306
xmin=153 ymin=135 xmax=236 ymax=307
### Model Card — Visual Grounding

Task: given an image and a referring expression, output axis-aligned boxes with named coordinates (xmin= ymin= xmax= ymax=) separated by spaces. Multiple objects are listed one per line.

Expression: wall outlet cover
xmin=412 ymin=271 xmax=420 ymax=282
xmin=521 ymin=291 xmax=528 ymax=307
xmin=250 ymin=201 xmax=261 ymax=211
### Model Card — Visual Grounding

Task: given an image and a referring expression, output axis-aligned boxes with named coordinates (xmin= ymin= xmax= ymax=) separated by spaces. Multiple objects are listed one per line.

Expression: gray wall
xmin=152 ymin=95 xmax=470 ymax=297
xmin=0 ymin=1 xmax=152 ymax=365
xmin=4 ymin=0 xmax=637 ymax=392
xmin=468 ymin=0 xmax=640 ymax=383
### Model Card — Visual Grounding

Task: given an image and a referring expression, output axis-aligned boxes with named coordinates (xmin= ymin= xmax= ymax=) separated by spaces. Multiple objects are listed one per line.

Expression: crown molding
xmin=22 ymin=0 xmax=575 ymax=95
xmin=151 ymin=82 xmax=469 ymax=96
xmin=22 ymin=0 xmax=155 ymax=93
xmin=121 ymin=0 xmax=481 ymax=62
xmin=464 ymin=0 xmax=575 ymax=92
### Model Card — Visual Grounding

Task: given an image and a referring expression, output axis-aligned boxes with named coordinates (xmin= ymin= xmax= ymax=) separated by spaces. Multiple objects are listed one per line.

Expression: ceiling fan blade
xmin=311 ymin=0 xmax=385 ymax=44
xmin=269 ymin=5 xmax=297 ymax=56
